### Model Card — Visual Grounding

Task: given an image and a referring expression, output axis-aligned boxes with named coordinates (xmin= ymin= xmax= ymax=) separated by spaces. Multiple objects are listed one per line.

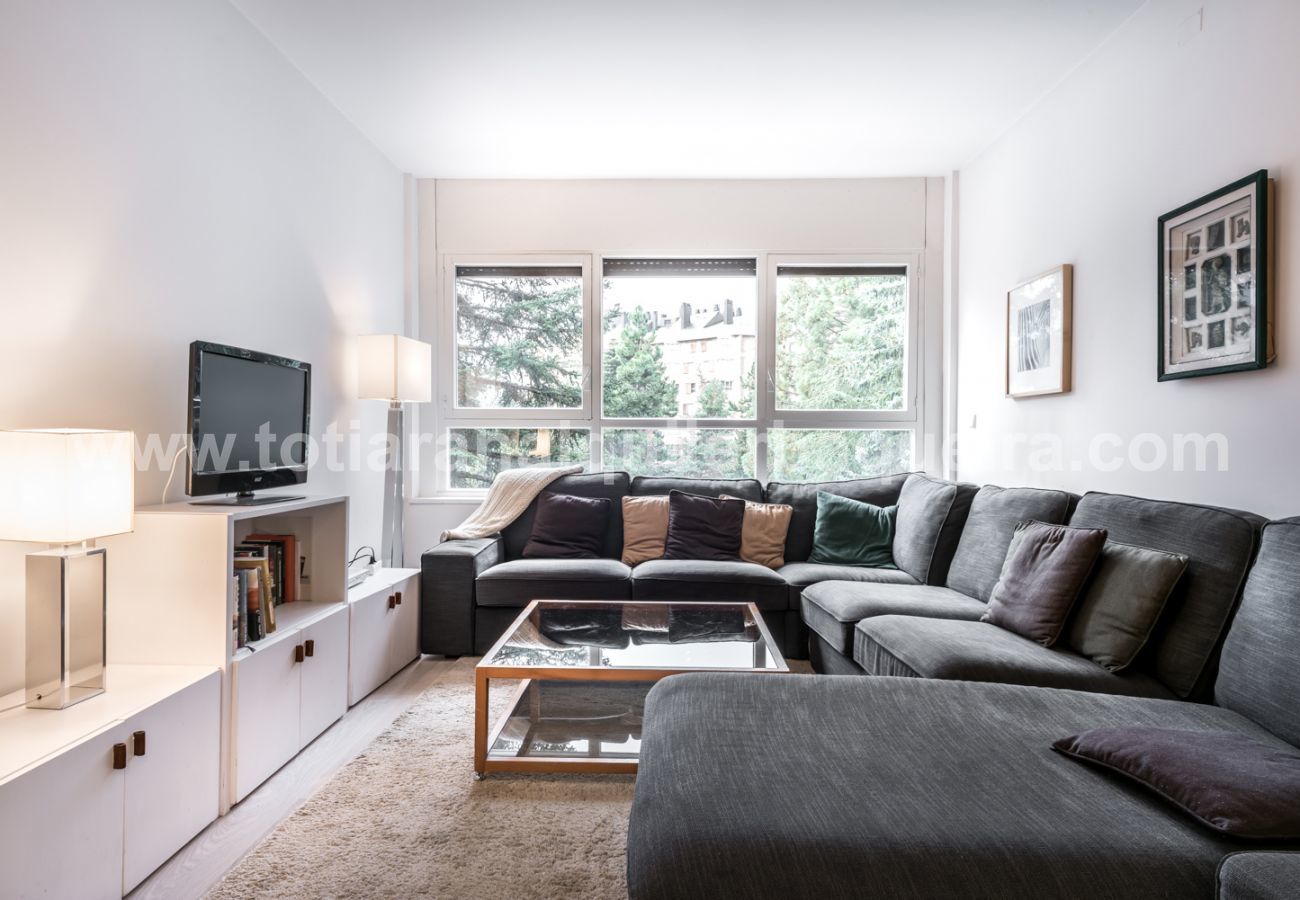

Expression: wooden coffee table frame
xmin=474 ymin=599 xmax=789 ymax=776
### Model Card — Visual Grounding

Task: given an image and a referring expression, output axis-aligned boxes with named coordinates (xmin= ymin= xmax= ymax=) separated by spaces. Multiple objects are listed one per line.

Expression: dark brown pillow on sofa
xmin=1053 ymin=727 xmax=1300 ymax=840
xmin=663 ymin=490 xmax=745 ymax=561
xmin=521 ymin=491 xmax=611 ymax=559
xmin=981 ymin=521 xmax=1107 ymax=646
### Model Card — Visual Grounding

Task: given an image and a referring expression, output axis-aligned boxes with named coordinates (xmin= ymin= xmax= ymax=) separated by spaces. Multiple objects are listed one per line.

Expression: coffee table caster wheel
xmin=473 ymin=772 xmax=486 ymax=781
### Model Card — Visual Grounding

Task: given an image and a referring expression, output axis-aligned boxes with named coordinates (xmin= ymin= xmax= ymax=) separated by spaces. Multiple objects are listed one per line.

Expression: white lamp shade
xmin=357 ymin=334 xmax=432 ymax=403
xmin=0 ymin=429 xmax=135 ymax=544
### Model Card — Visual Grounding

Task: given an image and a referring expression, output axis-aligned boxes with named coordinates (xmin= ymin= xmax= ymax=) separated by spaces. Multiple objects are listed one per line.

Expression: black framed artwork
xmin=1158 ymin=170 xmax=1272 ymax=381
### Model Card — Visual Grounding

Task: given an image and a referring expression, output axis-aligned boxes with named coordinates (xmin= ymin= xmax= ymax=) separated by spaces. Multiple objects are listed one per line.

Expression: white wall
xmin=407 ymin=177 xmax=946 ymax=556
xmin=956 ymin=0 xmax=1299 ymax=516
xmin=0 ymin=0 xmax=406 ymax=699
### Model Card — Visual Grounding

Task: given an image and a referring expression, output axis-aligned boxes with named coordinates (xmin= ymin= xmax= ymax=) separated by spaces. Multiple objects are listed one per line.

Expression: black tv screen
xmin=187 ymin=341 xmax=311 ymax=501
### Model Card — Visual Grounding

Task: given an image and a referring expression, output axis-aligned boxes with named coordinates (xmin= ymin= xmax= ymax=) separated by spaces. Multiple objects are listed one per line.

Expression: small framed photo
xmin=1158 ymin=170 xmax=1270 ymax=381
xmin=1006 ymin=264 xmax=1072 ymax=398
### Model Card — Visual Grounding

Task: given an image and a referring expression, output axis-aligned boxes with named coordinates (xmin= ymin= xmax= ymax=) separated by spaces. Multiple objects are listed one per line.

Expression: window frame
xmin=764 ymin=253 xmax=922 ymax=427
xmin=440 ymin=254 xmax=594 ymax=421
xmin=431 ymin=250 xmax=925 ymax=495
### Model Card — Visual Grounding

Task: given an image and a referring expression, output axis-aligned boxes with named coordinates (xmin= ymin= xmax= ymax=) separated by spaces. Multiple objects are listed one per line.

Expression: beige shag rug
xmin=207 ymin=657 xmax=635 ymax=900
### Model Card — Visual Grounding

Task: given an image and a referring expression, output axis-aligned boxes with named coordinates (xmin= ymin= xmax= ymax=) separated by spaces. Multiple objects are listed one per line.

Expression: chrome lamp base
xmin=26 ymin=544 xmax=107 ymax=710
xmin=380 ymin=401 xmax=405 ymax=568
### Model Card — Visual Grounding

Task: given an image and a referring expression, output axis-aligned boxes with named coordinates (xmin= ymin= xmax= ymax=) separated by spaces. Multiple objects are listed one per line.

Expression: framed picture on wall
xmin=1158 ymin=170 xmax=1272 ymax=381
xmin=1006 ymin=264 xmax=1072 ymax=398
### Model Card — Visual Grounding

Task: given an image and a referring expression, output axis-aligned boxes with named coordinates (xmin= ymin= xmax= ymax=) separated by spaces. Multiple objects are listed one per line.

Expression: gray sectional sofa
xmin=627 ymin=520 xmax=1300 ymax=899
xmin=806 ymin=485 xmax=1266 ymax=702
xmin=420 ymin=470 xmax=975 ymax=660
xmin=424 ymin=469 xmax=1299 ymax=896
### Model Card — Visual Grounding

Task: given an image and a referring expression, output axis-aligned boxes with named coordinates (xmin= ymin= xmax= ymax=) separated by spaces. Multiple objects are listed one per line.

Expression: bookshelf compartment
xmin=102 ymin=494 xmax=351 ymax=813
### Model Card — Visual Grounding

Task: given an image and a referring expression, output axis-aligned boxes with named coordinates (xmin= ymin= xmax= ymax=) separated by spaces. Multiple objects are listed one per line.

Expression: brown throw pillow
xmin=621 ymin=495 xmax=670 ymax=565
xmin=982 ymin=521 xmax=1107 ymax=646
xmin=520 ymin=492 xmax=610 ymax=559
xmin=1066 ymin=541 xmax=1189 ymax=672
xmin=1053 ymin=727 xmax=1300 ymax=840
xmin=663 ymin=491 xmax=745 ymax=561
xmin=720 ymin=496 xmax=794 ymax=569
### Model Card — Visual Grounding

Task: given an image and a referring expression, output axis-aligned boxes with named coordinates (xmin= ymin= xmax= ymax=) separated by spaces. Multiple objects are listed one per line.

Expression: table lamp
xmin=0 ymin=429 xmax=135 ymax=709
xmin=357 ymin=335 xmax=432 ymax=567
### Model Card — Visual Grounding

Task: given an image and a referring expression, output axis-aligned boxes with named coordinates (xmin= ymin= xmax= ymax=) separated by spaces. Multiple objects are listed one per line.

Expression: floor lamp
xmin=358 ymin=335 xmax=432 ymax=568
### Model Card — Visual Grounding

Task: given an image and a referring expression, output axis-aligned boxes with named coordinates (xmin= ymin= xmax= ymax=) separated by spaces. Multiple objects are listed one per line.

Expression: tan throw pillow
xmin=722 ymin=497 xmax=794 ymax=569
xmin=621 ymin=495 xmax=669 ymax=565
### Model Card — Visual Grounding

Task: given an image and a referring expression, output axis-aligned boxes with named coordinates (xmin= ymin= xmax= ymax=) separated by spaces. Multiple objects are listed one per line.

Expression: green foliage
xmin=602 ymin=307 xmax=678 ymax=418
xmin=768 ymin=429 xmax=911 ymax=482
xmin=456 ymin=275 xmax=583 ymax=408
xmin=448 ymin=428 xmax=589 ymax=489
xmin=603 ymin=429 xmax=753 ymax=480
xmin=776 ymin=275 xmax=905 ymax=411
xmin=737 ymin=361 xmax=757 ymax=418
xmin=696 ymin=378 xmax=734 ymax=418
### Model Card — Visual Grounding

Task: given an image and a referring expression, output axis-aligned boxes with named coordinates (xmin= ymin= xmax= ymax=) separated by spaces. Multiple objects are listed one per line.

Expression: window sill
xmin=409 ymin=494 xmax=487 ymax=505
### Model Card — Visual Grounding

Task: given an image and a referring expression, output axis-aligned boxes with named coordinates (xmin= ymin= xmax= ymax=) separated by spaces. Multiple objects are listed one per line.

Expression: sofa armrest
xmin=1218 ymin=852 xmax=1300 ymax=900
xmin=420 ymin=536 xmax=503 ymax=656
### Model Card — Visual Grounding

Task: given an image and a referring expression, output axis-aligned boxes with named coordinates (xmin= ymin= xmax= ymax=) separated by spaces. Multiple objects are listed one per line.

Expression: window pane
xmin=776 ymin=267 xmax=907 ymax=411
xmin=602 ymin=258 xmax=757 ymax=418
xmin=455 ymin=266 xmax=584 ymax=409
xmin=602 ymin=428 xmax=756 ymax=479
xmin=448 ymin=427 xmax=589 ymax=490
xmin=767 ymin=429 xmax=912 ymax=482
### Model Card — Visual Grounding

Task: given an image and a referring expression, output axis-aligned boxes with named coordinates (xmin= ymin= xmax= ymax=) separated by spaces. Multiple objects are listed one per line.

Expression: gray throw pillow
xmin=982 ymin=521 xmax=1107 ymax=646
xmin=1066 ymin=541 xmax=1189 ymax=672
xmin=1053 ymin=727 xmax=1300 ymax=840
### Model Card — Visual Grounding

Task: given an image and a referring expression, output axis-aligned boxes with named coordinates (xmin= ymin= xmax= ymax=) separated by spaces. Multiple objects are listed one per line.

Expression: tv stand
xmin=190 ymin=491 xmax=306 ymax=506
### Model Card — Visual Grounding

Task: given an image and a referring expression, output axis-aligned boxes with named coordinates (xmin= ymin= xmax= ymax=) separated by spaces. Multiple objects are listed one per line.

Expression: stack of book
xmin=232 ymin=533 xmax=300 ymax=648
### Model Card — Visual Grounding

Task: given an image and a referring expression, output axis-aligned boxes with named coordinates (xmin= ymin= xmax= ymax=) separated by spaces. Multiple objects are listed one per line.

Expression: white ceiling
xmin=231 ymin=0 xmax=1145 ymax=178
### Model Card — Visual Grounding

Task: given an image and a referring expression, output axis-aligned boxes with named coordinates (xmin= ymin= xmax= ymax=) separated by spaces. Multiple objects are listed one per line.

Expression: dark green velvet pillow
xmin=807 ymin=491 xmax=896 ymax=568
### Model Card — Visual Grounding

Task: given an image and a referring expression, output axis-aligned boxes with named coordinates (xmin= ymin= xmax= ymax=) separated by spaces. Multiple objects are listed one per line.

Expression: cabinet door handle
xmin=304 ymin=639 xmax=315 ymax=658
xmin=294 ymin=644 xmax=305 ymax=663
xmin=133 ymin=730 xmax=146 ymax=757
xmin=395 ymin=591 xmax=403 ymax=606
xmin=387 ymin=594 xmax=396 ymax=610
xmin=113 ymin=743 xmax=128 ymax=770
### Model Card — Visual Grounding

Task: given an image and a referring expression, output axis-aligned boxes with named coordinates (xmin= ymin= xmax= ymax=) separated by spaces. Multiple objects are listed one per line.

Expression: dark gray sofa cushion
xmin=855 ymin=616 xmax=1175 ymax=698
xmin=892 ymin=473 xmax=977 ymax=584
xmin=475 ymin=558 xmax=631 ymax=607
xmin=1216 ymin=522 xmax=1300 ymax=746
xmin=1218 ymin=852 xmax=1300 ymax=900
xmin=630 ymin=475 xmax=763 ymax=502
xmin=631 ymin=559 xmax=787 ymax=610
xmin=766 ymin=472 xmax=911 ymax=563
xmin=1068 ymin=491 xmax=1265 ymax=699
xmin=777 ymin=562 xmax=918 ymax=589
xmin=629 ymin=674 xmax=1291 ymax=900
xmin=802 ymin=582 xmax=983 ymax=656
xmin=946 ymin=484 xmax=1074 ymax=602
xmin=500 ymin=471 xmax=630 ymax=561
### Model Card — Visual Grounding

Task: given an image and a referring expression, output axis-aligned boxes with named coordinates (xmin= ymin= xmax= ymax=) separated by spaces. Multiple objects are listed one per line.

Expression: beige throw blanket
xmin=439 ymin=464 xmax=584 ymax=542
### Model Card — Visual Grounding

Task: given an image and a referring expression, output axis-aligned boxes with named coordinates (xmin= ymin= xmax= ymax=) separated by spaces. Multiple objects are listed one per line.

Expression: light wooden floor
xmin=130 ymin=656 xmax=460 ymax=900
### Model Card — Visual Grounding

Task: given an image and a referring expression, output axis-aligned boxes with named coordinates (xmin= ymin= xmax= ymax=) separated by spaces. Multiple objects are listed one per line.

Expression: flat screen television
xmin=187 ymin=341 xmax=311 ymax=505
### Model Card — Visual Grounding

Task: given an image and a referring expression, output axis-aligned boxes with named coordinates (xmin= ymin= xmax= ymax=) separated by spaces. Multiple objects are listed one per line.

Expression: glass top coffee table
xmin=474 ymin=599 xmax=788 ymax=776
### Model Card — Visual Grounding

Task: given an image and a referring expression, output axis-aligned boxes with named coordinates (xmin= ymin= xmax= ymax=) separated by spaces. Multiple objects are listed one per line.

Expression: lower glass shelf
xmin=487 ymin=680 xmax=651 ymax=763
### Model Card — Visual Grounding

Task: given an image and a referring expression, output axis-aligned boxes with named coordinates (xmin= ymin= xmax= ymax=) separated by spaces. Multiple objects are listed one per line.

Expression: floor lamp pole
xmin=381 ymin=400 xmax=404 ymax=567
